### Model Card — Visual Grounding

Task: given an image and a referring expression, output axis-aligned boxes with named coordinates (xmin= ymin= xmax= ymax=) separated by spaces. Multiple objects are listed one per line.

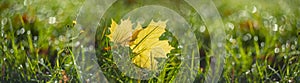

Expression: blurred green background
xmin=0 ymin=0 xmax=299 ymax=82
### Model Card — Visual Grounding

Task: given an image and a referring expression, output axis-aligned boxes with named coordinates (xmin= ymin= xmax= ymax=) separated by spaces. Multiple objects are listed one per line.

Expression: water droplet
xmin=61 ymin=53 xmax=65 ymax=56
xmin=226 ymin=22 xmax=234 ymax=30
xmin=23 ymin=0 xmax=28 ymax=6
xmin=59 ymin=35 xmax=65 ymax=41
xmin=21 ymin=46 xmax=24 ymax=50
xmin=88 ymin=45 xmax=94 ymax=51
xmin=48 ymin=17 xmax=56 ymax=24
xmin=226 ymin=34 xmax=232 ymax=40
xmin=10 ymin=49 xmax=14 ymax=53
xmin=243 ymin=34 xmax=250 ymax=41
xmin=20 ymin=28 xmax=25 ymax=34
xmin=33 ymin=36 xmax=38 ymax=41
xmin=34 ymin=43 xmax=37 ymax=47
xmin=291 ymin=45 xmax=296 ymax=50
xmin=218 ymin=42 xmax=223 ymax=48
xmin=229 ymin=38 xmax=236 ymax=44
xmin=279 ymin=25 xmax=285 ymax=33
xmin=64 ymin=64 xmax=70 ymax=67
xmin=268 ymin=15 xmax=274 ymax=20
xmin=187 ymin=31 xmax=195 ymax=38
xmin=16 ymin=31 xmax=20 ymax=35
xmin=74 ymin=41 xmax=80 ymax=47
xmin=273 ymin=24 xmax=278 ymax=31
xmin=274 ymin=47 xmax=280 ymax=53
xmin=178 ymin=56 xmax=185 ymax=60
xmin=27 ymin=30 xmax=31 ymax=35
xmin=245 ymin=70 xmax=250 ymax=75
xmin=251 ymin=68 xmax=255 ymax=72
xmin=246 ymin=33 xmax=252 ymax=39
xmin=48 ymin=41 xmax=52 ymax=45
xmin=281 ymin=45 xmax=285 ymax=52
xmin=56 ymin=47 xmax=60 ymax=51
xmin=283 ymin=55 xmax=287 ymax=59
xmin=254 ymin=36 xmax=258 ymax=41
xmin=286 ymin=42 xmax=290 ymax=49
xmin=1 ymin=31 xmax=4 ymax=37
xmin=177 ymin=45 xmax=183 ymax=49
xmin=252 ymin=64 xmax=256 ymax=67
xmin=293 ymin=71 xmax=297 ymax=75
xmin=1 ymin=18 xmax=7 ymax=25
xmin=23 ymin=0 xmax=31 ymax=6
xmin=239 ymin=10 xmax=249 ymax=18
xmin=251 ymin=6 xmax=257 ymax=13
xmin=39 ymin=58 xmax=44 ymax=63
xmin=13 ymin=4 xmax=23 ymax=11
xmin=263 ymin=21 xmax=268 ymax=27
xmin=260 ymin=42 xmax=265 ymax=47
xmin=86 ymin=79 xmax=90 ymax=82
xmin=236 ymin=54 xmax=241 ymax=58
xmin=199 ymin=25 xmax=206 ymax=32
xmin=25 ymin=62 xmax=29 ymax=68
xmin=66 ymin=33 xmax=71 ymax=38
xmin=3 ymin=46 xmax=7 ymax=51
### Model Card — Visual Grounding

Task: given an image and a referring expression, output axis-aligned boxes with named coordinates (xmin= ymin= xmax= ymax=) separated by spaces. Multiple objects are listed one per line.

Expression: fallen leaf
xmin=106 ymin=19 xmax=174 ymax=70
xmin=130 ymin=20 xmax=174 ymax=70
xmin=107 ymin=18 xmax=133 ymax=46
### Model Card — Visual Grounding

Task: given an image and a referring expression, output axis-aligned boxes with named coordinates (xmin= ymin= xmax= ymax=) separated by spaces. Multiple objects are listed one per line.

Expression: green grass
xmin=0 ymin=0 xmax=300 ymax=82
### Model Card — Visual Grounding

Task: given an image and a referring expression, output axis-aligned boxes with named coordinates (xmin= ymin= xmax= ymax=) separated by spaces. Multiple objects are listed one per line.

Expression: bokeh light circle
xmin=73 ymin=0 xmax=225 ymax=82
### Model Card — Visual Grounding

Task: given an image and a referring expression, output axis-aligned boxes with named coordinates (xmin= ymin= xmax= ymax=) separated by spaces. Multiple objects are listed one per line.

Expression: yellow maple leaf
xmin=130 ymin=20 xmax=174 ymax=70
xmin=107 ymin=18 xmax=134 ymax=46
xmin=106 ymin=19 xmax=174 ymax=70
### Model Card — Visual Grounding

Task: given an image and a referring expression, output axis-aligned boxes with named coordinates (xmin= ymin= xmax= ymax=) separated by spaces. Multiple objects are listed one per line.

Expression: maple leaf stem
xmin=129 ymin=26 xmax=159 ymax=62
xmin=132 ymin=26 xmax=159 ymax=50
